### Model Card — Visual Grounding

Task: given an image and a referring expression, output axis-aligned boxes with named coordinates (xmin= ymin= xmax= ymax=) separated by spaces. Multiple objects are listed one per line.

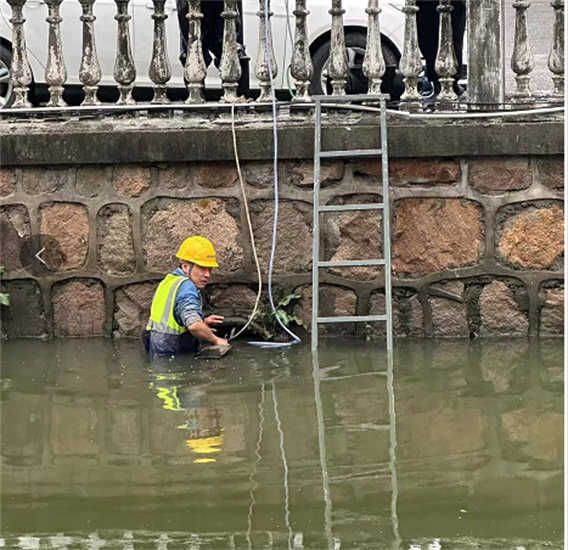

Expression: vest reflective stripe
xmin=147 ymin=274 xmax=189 ymax=334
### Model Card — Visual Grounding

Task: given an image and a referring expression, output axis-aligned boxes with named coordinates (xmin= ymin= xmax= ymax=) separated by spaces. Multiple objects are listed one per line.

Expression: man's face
xmin=184 ymin=262 xmax=212 ymax=289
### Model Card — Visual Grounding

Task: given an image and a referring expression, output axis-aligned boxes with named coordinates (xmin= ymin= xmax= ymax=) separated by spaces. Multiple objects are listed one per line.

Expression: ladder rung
xmin=318 ymin=203 xmax=384 ymax=212
xmin=319 ymin=149 xmax=382 ymax=158
xmin=318 ymin=259 xmax=385 ymax=268
xmin=317 ymin=315 xmax=387 ymax=324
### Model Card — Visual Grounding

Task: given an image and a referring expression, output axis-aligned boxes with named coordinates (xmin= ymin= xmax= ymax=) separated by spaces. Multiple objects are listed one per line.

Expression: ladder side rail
xmin=381 ymin=98 xmax=393 ymax=353
xmin=312 ymin=97 xmax=323 ymax=352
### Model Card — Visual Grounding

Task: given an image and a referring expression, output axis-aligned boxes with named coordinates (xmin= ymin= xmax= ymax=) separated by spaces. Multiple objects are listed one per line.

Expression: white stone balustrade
xmin=2 ymin=0 xmax=565 ymax=111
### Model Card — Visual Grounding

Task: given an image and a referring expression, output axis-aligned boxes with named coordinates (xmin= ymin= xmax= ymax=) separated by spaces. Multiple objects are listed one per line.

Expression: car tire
xmin=310 ymin=31 xmax=400 ymax=100
xmin=0 ymin=45 xmax=15 ymax=109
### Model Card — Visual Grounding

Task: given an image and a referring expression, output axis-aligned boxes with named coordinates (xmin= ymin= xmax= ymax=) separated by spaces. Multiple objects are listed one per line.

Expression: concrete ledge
xmin=0 ymin=114 xmax=563 ymax=165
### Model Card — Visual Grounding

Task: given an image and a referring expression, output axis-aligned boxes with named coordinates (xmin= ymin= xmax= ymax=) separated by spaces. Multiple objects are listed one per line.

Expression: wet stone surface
xmin=142 ymin=198 xmax=243 ymax=275
xmin=52 ymin=279 xmax=106 ymax=337
xmin=97 ymin=204 xmax=136 ymax=276
xmin=113 ymin=282 xmax=157 ymax=339
xmin=393 ymin=198 xmax=482 ymax=277
xmin=497 ymin=202 xmax=564 ymax=270
xmin=39 ymin=202 xmax=89 ymax=272
xmin=469 ymin=157 xmax=531 ymax=193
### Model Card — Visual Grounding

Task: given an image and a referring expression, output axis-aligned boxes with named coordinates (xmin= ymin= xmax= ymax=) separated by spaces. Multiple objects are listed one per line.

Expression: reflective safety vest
xmin=146 ymin=274 xmax=190 ymax=335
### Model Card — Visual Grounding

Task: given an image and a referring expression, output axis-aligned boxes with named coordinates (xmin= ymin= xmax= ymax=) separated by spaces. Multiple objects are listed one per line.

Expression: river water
xmin=0 ymin=338 xmax=563 ymax=549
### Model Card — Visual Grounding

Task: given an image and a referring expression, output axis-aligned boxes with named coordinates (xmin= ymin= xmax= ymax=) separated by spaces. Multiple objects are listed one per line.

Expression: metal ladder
xmin=311 ymin=94 xmax=393 ymax=352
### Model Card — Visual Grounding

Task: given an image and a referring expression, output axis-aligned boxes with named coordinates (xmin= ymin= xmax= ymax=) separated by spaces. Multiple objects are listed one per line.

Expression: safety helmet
xmin=176 ymin=236 xmax=219 ymax=268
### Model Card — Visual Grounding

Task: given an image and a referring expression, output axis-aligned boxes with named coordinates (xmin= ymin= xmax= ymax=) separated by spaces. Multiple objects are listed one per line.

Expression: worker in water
xmin=143 ymin=236 xmax=230 ymax=357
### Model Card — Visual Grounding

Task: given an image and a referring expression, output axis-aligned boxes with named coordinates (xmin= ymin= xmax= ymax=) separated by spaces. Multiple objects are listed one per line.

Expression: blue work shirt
xmin=171 ymin=267 xmax=204 ymax=329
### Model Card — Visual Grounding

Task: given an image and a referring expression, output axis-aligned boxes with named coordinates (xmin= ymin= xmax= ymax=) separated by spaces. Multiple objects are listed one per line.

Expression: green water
xmin=0 ymin=338 xmax=564 ymax=549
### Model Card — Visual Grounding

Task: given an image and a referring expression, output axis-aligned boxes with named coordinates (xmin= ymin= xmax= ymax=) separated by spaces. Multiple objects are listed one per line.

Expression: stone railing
xmin=4 ymin=0 xmax=565 ymax=111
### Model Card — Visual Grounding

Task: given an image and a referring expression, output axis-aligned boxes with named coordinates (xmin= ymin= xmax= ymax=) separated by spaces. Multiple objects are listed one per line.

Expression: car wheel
xmin=310 ymin=31 xmax=401 ymax=100
xmin=0 ymin=45 xmax=15 ymax=109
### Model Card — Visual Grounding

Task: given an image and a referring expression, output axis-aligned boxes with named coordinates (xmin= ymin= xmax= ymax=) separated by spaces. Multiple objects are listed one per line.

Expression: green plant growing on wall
xmin=254 ymin=292 xmax=305 ymax=340
xmin=0 ymin=267 xmax=9 ymax=307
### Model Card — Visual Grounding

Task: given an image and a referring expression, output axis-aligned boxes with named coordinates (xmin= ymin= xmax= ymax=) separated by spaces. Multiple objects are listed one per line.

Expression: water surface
xmin=1 ymin=338 xmax=564 ymax=549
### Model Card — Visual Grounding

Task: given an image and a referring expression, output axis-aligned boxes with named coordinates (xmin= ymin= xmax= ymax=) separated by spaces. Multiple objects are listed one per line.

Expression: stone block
xmin=0 ymin=279 xmax=46 ymax=338
xmin=368 ymin=291 xmax=423 ymax=338
xmin=52 ymin=279 xmax=106 ymax=337
xmin=324 ymin=197 xmax=383 ymax=281
xmin=22 ymin=167 xmax=70 ymax=195
xmin=40 ymin=202 xmax=89 ymax=271
xmin=242 ymin=161 xmax=279 ymax=188
xmin=289 ymin=160 xmax=345 ymax=187
xmin=479 ymin=281 xmax=528 ymax=337
xmin=157 ymin=163 xmax=194 ymax=190
xmin=113 ymin=282 xmax=157 ymax=338
xmin=428 ymin=281 xmax=469 ymax=338
xmin=539 ymin=286 xmax=564 ymax=337
xmin=51 ymin=403 xmax=98 ymax=456
xmin=536 ymin=156 xmax=564 ymax=190
xmin=356 ymin=158 xmax=460 ymax=185
xmin=106 ymin=408 xmax=142 ymax=455
xmin=0 ymin=167 xmax=16 ymax=197
xmin=0 ymin=204 xmax=31 ymax=272
xmin=500 ymin=406 xmax=563 ymax=470
xmin=206 ymin=284 xmax=257 ymax=315
xmin=469 ymin=157 xmax=530 ymax=193
xmin=75 ymin=166 xmax=109 ymax=198
xmin=294 ymin=284 xmax=357 ymax=337
xmin=497 ymin=203 xmax=563 ymax=270
xmin=393 ymin=199 xmax=482 ymax=276
xmin=97 ymin=204 xmax=136 ymax=276
xmin=142 ymin=198 xmax=243 ymax=275
xmin=252 ymin=200 xmax=312 ymax=274
xmin=112 ymin=165 xmax=151 ymax=197
xmin=196 ymin=162 xmax=237 ymax=188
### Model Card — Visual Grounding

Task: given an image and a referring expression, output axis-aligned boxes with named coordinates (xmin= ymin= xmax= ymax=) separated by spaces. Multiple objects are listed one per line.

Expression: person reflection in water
xmin=150 ymin=365 xmax=224 ymax=464
xmin=142 ymin=236 xmax=230 ymax=357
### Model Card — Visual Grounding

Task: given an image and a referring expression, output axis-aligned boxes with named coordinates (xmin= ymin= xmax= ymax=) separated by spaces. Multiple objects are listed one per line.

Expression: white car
xmin=0 ymin=0 xmax=406 ymax=107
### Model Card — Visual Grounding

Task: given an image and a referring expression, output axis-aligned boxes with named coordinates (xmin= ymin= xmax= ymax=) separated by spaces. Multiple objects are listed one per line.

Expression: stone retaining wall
xmin=0 ymin=120 xmax=563 ymax=340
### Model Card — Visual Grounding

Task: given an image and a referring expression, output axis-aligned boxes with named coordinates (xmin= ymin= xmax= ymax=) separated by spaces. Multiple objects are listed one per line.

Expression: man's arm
xmin=188 ymin=320 xmax=229 ymax=347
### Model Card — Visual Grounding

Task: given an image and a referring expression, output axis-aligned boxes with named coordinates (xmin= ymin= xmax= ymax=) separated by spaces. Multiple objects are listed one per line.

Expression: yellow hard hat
xmin=176 ymin=236 xmax=219 ymax=268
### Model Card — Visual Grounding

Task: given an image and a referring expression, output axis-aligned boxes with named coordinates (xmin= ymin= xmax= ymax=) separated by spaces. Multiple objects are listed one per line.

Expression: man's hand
xmin=214 ymin=337 xmax=230 ymax=347
xmin=204 ymin=315 xmax=224 ymax=331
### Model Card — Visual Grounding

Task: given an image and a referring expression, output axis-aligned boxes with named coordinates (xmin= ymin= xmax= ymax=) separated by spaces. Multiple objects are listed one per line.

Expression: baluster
xmin=328 ymin=0 xmax=348 ymax=95
xmin=78 ymin=0 xmax=102 ymax=106
xmin=185 ymin=0 xmax=207 ymax=103
xmin=548 ymin=0 xmax=564 ymax=99
xmin=290 ymin=0 xmax=312 ymax=101
xmin=363 ymin=0 xmax=386 ymax=96
xmin=45 ymin=0 xmax=67 ymax=107
xmin=256 ymin=0 xmax=278 ymax=102
xmin=6 ymin=0 xmax=32 ymax=108
xmin=435 ymin=0 xmax=458 ymax=104
xmin=399 ymin=0 xmax=422 ymax=108
xmin=511 ymin=0 xmax=534 ymax=102
xmin=114 ymin=0 xmax=136 ymax=105
xmin=149 ymin=0 xmax=171 ymax=103
xmin=220 ymin=0 xmax=242 ymax=102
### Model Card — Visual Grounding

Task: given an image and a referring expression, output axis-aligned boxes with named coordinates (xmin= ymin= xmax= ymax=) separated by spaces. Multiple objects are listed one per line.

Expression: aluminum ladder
xmin=311 ymin=94 xmax=393 ymax=352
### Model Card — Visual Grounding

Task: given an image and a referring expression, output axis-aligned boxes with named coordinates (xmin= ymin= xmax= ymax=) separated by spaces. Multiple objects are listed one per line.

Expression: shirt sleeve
xmin=173 ymin=280 xmax=203 ymax=328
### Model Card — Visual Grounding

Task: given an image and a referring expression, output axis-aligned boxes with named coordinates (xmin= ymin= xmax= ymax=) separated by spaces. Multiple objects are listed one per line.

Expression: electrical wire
xmin=260 ymin=0 xmax=301 ymax=345
xmin=228 ymin=102 xmax=263 ymax=342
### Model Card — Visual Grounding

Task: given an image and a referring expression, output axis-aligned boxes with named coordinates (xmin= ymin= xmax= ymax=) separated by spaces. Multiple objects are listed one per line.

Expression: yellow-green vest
xmin=146 ymin=274 xmax=190 ymax=335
